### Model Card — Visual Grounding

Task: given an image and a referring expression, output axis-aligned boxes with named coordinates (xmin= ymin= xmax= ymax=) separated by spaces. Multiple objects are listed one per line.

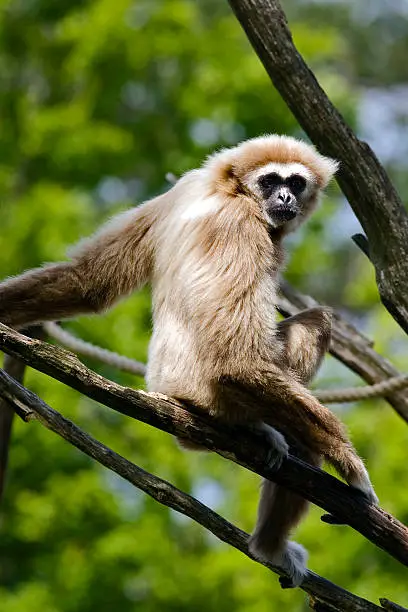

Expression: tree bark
xmin=0 ymin=367 xmax=385 ymax=612
xmin=0 ymin=323 xmax=407 ymax=568
xmin=228 ymin=0 xmax=408 ymax=333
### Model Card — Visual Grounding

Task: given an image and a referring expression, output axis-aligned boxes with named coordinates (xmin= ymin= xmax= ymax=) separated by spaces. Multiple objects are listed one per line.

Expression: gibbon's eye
xmin=258 ymin=173 xmax=282 ymax=191
xmin=286 ymin=174 xmax=306 ymax=194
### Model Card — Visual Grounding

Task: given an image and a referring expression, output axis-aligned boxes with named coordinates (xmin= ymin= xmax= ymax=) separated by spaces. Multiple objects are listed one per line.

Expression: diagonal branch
xmin=0 ymin=368 xmax=384 ymax=612
xmin=0 ymin=323 xmax=407 ymax=567
xmin=278 ymin=282 xmax=408 ymax=424
xmin=227 ymin=0 xmax=408 ymax=333
xmin=380 ymin=600 xmax=408 ymax=612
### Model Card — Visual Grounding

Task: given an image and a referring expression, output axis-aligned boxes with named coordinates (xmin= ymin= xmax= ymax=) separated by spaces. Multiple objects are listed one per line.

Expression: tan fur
xmin=0 ymin=135 xmax=376 ymax=586
xmin=0 ymin=197 xmax=159 ymax=327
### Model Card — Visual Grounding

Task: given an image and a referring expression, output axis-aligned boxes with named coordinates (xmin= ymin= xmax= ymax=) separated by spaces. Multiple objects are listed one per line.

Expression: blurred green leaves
xmin=0 ymin=0 xmax=408 ymax=610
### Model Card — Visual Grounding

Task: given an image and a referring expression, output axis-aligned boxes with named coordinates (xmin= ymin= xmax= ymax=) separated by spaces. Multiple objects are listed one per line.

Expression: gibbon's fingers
xmin=0 ymin=201 xmax=158 ymax=329
xmin=255 ymin=423 xmax=289 ymax=471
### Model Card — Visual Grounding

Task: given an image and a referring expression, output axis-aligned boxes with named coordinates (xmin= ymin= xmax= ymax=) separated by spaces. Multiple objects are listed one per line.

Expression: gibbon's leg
xmin=258 ymin=378 xmax=376 ymax=502
xmin=249 ymin=309 xmax=330 ymax=585
xmin=276 ymin=307 xmax=332 ymax=384
xmin=0 ymin=203 xmax=157 ymax=329
xmin=222 ymin=364 xmax=378 ymax=503
xmin=277 ymin=310 xmax=373 ymax=501
xmin=249 ymin=445 xmax=321 ymax=586
xmin=178 ymin=307 xmax=331 ymax=455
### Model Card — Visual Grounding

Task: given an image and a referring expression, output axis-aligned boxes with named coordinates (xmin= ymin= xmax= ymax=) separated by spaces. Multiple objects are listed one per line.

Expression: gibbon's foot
xmin=321 ymin=513 xmax=346 ymax=525
xmin=322 ymin=468 xmax=379 ymax=526
xmin=348 ymin=466 xmax=379 ymax=506
xmin=256 ymin=423 xmax=289 ymax=470
xmin=249 ymin=538 xmax=308 ymax=587
xmin=279 ymin=576 xmax=296 ymax=589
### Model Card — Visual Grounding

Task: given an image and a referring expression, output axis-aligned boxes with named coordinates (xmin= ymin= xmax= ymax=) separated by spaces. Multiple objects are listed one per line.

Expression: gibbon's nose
xmin=277 ymin=187 xmax=294 ymax=205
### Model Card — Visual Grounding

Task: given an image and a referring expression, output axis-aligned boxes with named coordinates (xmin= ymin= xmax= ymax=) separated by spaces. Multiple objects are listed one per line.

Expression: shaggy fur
xmin=0 ymin=135 xmax=377 ymax=586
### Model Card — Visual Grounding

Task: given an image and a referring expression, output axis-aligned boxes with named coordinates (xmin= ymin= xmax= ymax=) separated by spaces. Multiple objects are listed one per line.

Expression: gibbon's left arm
xmin=0 ymin=199 xmax=159 ymax=329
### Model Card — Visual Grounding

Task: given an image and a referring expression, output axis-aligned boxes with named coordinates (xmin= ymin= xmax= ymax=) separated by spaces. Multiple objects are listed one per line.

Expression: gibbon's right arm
xmin=0 ymin=200 xmax=158 ymax=329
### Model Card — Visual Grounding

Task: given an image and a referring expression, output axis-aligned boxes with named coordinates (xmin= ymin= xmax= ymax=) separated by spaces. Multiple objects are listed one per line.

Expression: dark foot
xmin=321 ymin=513 xmax=347 ymax=525
xmin=279 ymin=576 xmax=295 ymax=589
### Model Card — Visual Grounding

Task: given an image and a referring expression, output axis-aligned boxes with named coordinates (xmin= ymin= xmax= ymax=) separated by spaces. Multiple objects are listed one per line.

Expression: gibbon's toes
xmin=364 ymin=485 xmax=379 ymax=506
xmin=358 ymin=485 xmax=379 ymax=506
xmin=279 ymin=576 xmax=295 ymax=589
xmin=321 ymin=513 xmax=347 ymax=525
xmin=257 ymin=423 xmax=289 ymax=470
xmin=349 ymin=468 xmax=379 ymax=506
xmin=248 ymin=538 xmax=308 ymax=588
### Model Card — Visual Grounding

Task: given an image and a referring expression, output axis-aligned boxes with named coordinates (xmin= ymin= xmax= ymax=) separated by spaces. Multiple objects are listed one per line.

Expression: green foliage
xmin=0 ymin=1 xmax=407 ymax=610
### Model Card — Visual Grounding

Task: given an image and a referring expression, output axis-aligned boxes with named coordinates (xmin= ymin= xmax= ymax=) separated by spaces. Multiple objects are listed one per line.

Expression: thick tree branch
xmin=380 ymin=600 xmax=408 ymax=612
xmin=228 ymin=0 xmax=408 ymax=333
xmin=0 ymin=323 xmax=407 ymax=568
xmin=278 ymin=282 xmax=408 ymax=424
xmin=0 ymin=368 xmax=384 ymax=612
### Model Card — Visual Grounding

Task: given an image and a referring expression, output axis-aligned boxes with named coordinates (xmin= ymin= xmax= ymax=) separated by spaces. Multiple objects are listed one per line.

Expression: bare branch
xmin=0 ymin=368 xmax=384 ymax=612
xmin=380 ymin=600 xmax=408 ymax=612
xmin=0 ymin=323 xmax=407 ymax=567
xmin=228 ymin=0 xmax=408 ymax=333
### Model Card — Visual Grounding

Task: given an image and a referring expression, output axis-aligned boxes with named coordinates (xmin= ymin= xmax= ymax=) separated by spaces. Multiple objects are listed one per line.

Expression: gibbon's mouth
xmin=267 ymin=204 xmax=299 ymax=224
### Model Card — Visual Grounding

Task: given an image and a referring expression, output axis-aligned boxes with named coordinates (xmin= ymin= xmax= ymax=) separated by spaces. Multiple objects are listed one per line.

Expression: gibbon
xmin=0 ymin=135 xmax=377 ymax=586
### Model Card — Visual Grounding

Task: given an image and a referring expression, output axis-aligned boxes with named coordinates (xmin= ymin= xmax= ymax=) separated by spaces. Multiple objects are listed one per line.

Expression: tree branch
xmin=0 ymin=368 xmax=384 ymax=612
xmin=228 ymin=0 xmax=408 ymax=334
xmin=379 ymin=600 xmax=408 ymax=612
xmin=278 ymin=282 xmax=408 ymax=424
xmin=0 ymin=323 xmax=407 ymax=568
xmin=0 ymin=325 xmax=44 ymax=501
xmin=0 ymin=354 xmax=25 ymax=498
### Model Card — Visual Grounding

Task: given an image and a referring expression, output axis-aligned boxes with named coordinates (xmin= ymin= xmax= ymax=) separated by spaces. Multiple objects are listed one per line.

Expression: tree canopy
xmin=0 ymin=1 xmax=407 ymax=610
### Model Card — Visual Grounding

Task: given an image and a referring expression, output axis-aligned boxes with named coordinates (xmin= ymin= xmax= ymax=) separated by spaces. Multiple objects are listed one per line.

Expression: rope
xmin=43 ymin=322 xmax=146 ymax=377
xmin=314 ymin=375 xmax=408 ymax=403
xmin=44 ymin=323 xmax=408 ymax=403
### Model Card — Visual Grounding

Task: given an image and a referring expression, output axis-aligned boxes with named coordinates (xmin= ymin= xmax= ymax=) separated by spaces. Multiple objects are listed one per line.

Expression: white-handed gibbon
xmin=0 ymin=135 xmax=378 ymax=585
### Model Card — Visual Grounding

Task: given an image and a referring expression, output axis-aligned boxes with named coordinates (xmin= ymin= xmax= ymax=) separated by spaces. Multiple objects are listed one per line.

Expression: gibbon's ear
xmin=212 ymin=161 xmax=251 ymax=200
xmin=311 ymin=153 xmax=339 ymax=189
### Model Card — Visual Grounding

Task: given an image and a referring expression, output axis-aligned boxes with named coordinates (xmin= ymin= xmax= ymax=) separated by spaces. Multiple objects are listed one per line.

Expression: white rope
xmin=43 ymin=323 xmax=408 ymax=402
xmin=314 ymin=375 xmax=408 ymax=403
xmin=43 ymin=322 xmax=146 ymax=377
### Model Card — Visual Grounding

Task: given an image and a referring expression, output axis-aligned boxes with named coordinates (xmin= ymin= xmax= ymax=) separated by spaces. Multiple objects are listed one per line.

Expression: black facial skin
xmin=258 ymin=173 xmax=307 ymax=225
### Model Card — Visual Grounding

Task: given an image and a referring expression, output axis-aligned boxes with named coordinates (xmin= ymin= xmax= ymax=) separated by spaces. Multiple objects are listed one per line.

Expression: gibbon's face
xmin=207 ymin=135 xmax=338 ymax=230
xmin=251 ymin=162 xmax=316 ymax=229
